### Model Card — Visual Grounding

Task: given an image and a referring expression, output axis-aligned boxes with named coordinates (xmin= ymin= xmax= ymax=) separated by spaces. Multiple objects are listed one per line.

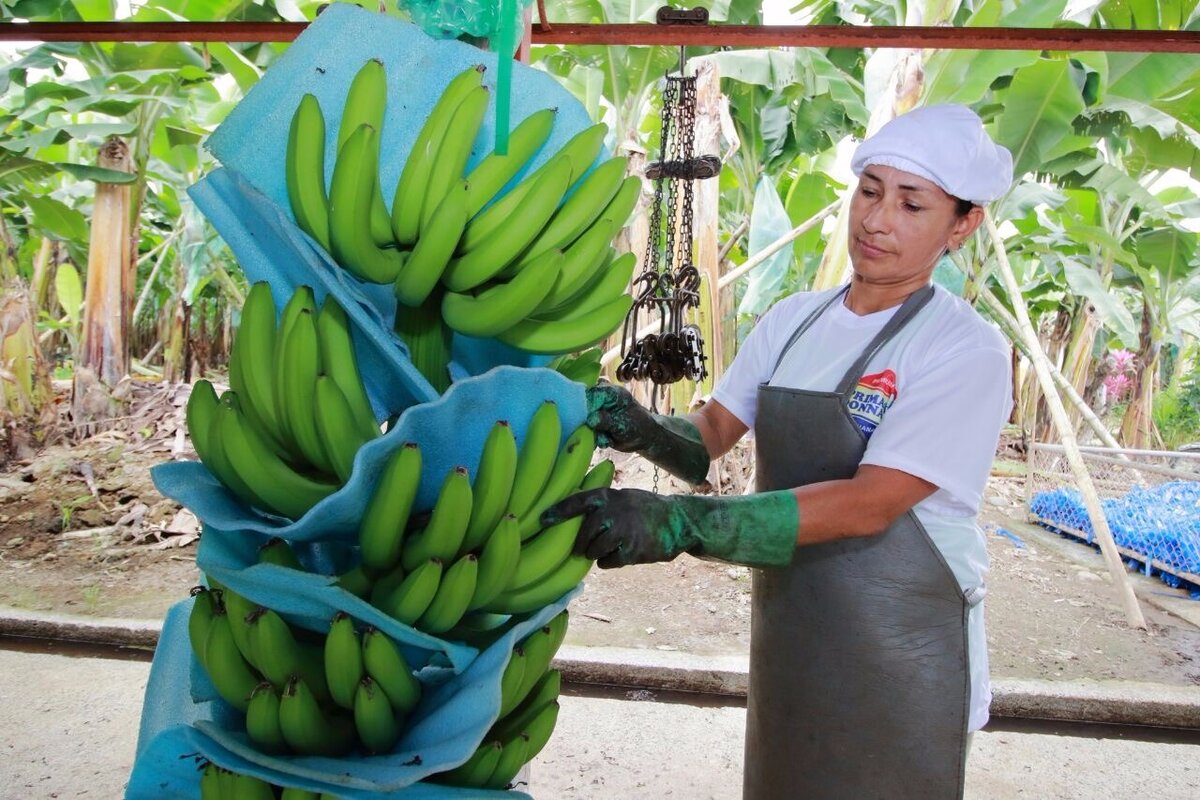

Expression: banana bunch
xmin=434 ymin=612 xmax=568 ymax=790
xmin=199 ymin=761 xmax=339 ymax=799
xmin=185 ymin=282 xmax=380 ymax=519
xmin=189 ymin=584 xmax=423 ymax=759
xmin=284 ymin=59 xmax=639 ymax=373
xmin=346 ymin=401 xmax=611 ymax=637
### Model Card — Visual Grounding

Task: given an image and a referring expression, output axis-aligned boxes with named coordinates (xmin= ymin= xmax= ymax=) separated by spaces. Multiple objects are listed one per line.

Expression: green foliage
xmin=1153 ymin=371 xmax=1200 ymax=449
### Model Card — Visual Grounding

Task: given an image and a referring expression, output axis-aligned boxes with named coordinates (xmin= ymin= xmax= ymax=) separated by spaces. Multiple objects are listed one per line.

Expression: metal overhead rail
xmin=0 ymin=21 xmax=1199 ymax=52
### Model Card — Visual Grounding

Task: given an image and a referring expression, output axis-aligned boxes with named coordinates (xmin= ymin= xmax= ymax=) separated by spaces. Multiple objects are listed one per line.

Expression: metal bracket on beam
xmin=655 ymin=6 xmax=709 ymax=26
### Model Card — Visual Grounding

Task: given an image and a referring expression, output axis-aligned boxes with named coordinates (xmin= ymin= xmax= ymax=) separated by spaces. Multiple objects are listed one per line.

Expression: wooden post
xmin=986 ymin=213 xmax=1146 ymax=629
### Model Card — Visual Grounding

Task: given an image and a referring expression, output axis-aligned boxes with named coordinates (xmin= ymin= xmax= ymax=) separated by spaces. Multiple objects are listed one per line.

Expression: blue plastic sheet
xmin=128 ymin=597 xmax=576 ymax=798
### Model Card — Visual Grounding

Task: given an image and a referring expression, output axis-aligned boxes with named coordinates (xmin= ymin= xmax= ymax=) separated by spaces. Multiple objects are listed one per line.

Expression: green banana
xmin=439 ymin=248 xmax=563 ymax=339
xmin=518 ymin=424 xmax=597 ymax=539
xmin=202 ymin=611 xmax=260 ymax=713
xmin=257 ymin=537 xmax=304 ymax=570
xmin=545 ymin=608 xmax=571 ymax=658
xmin=185 ymin=379 xmax=220 ymax=471
xmin=245 ymin=607 xmax=330 ymax=705
xmin=188 ymin=586 xmax=218 ymax=670
xmin=369 ymin=563 xmax=409 ymax=608
xmin=518 ymin=698 xmax=560 ymax=762
xmin=443 ymin=154 xmax=573 ymax=292
xmin=467 ymin=513 xmax=521 ymax=612
xmin=218 ymin=585 xmax=261 ymax=670
xmin=462 ymin=123 xmax=608 ymax=248
xmin=278 ymin=675 xmax=357 ymax=757
xmin=497 ymin=646 xmax=526 ymax=718
xmin=393 ymin=288 xmax=453 ymax=394
xmin=229 ymin=282 xmax=289 ymax=456
xmin=420 ymin=84 xmax=490 ymax=232
xmin=276 ymin=308 xmax=336 ymax=476
xmin=316 ymin=297 xmax=380 ymax=443
xmin=434 ymin=740 xmax=503 ymax=788
xmin=324 ymin=611 xmax=363 ymax=711
xmin=392 ymin=65 xmax=486 ymax=245
xmin=417 ymin=553 xmax=478 ymax=634
xmin=514 ymin=625 xmax=554 ymax=706
xmin=490 ymin=669 xmax=561 ymax=742
xmin=461 ymin=420 xmax=518 ymax=554
xmin=354 ymin=675 xmax=402 ymax=754
xmin=485 ymin=733 xmax=530 ymax=790
xmin=506 ymin=400 xmax=561 ymax=519
xmin=519 ymin=156 xmax=629 ymax=263
xmin=206 ymin=393 xmax=263 ymax=508
xmin=230 ymin=772 xmax=277 ymax=800
xmin=464 ymin=107 xmax=556 ymax=218
xmin=314 ymin=375 xmax=371 ymax=484
xmin=535 ymin=249 xmax=637 ymax=322
xmin=285 ymin=93 xmax=332 ymax=252
xmin=393 ymin=180 xmax=468 ymax=308
xmin=329 ymin=124 xmax=406 ymax=284
xmin=245 ymin=681 xmax=288 ymax=754
xmin=507 ymin=517 xmax=581 ymax=592
xmin=216 ymin=397 xmax=339 ymax=520
xmin=376 ymin=557 xmax=442 ymax=626
xmin=496 ymin=294 xmax=633 ymax=355
xmin=280 ymin=788 xmax=322 ymax=800
xmin=336 ymin=58 xmax=393 ymax=247
xmin=547 ymin=347 xmax=605 ymax=387
xmin=400 ymin=466 xmax=473 ymax=571
xmin=483 ymin=553 xmax=594 ymax=615
xmin=335 ymin=565 xmax=374 ymax=599
xmin=216 ymin=766 xmax=238 ymax=798
xmin=581 ymin=458 xmax=616 ymax=491
xmin=199 ymin=762 xmax=222 ymax=800
xmin=358 ymin=442 xmax=421 ymax=573
xmin=361 ymin=626 xmax=422 ymax=714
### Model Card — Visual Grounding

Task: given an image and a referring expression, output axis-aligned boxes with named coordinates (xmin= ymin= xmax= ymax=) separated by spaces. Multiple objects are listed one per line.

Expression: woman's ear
xmin=949 ymin=205 xmax=985 ymax=250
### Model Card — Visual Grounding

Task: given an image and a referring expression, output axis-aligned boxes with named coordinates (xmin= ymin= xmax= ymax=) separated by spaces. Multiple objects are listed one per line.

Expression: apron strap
xmin=833 ymin=284 xmax=936 ymax=397
xmin=768 ymin=285 xmax=849 ymax=379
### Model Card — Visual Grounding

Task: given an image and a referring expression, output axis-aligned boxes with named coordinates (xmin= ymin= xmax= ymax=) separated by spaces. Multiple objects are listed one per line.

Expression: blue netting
xmin=403 ymin=0 xmax=533 ymax=40
xmin=1030 ymin=481 xmax=1200 ymax=595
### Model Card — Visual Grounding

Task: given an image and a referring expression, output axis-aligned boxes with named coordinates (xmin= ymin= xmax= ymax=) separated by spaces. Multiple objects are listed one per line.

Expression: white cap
xmin=850 ymin=104 xmax=1013 ymax=205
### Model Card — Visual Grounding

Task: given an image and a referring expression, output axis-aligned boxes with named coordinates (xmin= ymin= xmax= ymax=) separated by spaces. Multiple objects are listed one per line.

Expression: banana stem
xmin=395 ymin=288 xmax=453 ymax=394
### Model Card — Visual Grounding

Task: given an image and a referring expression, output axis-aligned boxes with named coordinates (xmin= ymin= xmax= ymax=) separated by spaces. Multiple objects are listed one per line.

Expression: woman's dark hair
xmin=955 ymin=198 xmax=977 ymax=217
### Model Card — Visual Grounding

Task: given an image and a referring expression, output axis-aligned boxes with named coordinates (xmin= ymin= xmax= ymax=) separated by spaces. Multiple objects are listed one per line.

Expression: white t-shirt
xmin=712 ymin=283 xmax=1012 ymax=731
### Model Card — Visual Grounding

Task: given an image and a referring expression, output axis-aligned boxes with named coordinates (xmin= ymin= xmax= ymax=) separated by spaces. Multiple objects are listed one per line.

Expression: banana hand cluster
xmin=185 ymin=283 xmax=379 ymax=519
xmin=342 ymin=401 xmax=610 ymax=637
xmin=284 ymin=59 xmax=639 ymax=365
xmin=433 ymin=611 xmax=568 ymax=790
xmin=200 ymin=760 xmax=340 ymax=799
xmin=190 ymin=585 xmax=423 ymax=760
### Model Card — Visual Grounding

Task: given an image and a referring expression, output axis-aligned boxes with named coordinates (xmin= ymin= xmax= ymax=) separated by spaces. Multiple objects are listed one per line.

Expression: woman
xmin=541 ymin=104 xmax=1015 ymax=799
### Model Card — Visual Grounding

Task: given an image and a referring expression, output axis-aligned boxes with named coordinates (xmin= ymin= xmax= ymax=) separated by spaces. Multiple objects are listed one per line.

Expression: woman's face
xmin=847 ymin=165 xmax=983 ymax=289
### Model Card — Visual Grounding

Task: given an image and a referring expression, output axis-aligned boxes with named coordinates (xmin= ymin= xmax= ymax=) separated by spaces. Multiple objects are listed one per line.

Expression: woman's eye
xmin=903 ymin=202 xmax=922 ymax=212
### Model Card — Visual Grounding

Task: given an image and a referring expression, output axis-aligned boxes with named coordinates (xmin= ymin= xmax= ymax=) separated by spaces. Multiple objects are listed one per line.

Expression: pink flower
xmin=1103 ymin=349 xmax=1136 ymax=401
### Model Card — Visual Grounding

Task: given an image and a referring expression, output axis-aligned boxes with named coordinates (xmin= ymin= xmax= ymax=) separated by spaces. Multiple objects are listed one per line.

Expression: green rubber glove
xmin=586 ymin=383 xmax=710 ymax=485
xmin=541 ymin=487 xmax=798 ymax=569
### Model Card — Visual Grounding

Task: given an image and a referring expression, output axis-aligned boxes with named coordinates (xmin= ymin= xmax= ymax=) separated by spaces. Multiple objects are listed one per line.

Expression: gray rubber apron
xmin=743 ymin=285 xmax=970 ymax=800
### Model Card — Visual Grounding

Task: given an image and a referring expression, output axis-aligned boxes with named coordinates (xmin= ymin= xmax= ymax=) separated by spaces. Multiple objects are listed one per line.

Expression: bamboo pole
xmin=986 ymin=213 xmax=1146 ymax=629
xmin=976 ymin=288 xmax=1124 ymax=452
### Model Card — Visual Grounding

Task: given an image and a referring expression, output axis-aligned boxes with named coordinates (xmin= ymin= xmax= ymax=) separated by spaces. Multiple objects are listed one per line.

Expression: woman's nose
xmin=861 ymin=202 xmax=890 ymax=234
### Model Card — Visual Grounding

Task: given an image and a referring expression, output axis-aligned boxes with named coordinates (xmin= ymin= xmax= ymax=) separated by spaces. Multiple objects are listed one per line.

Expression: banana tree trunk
xmin=1119 ymin=297 xmax=1161 ymax=448
xmin=162 ymin=252 xmax=187 ymax=384
xmin=986 ymin=214 xmax=1145 ymax=630
xmin=73 ymin=135 xmax=133 ymax=434
xmin=1033 ymin=307 xmax=1072 ymax=442
xmin=1060 ymin=301 xmax=1101 ymax=440
xmin=1 ymin=279 xmax=53 ymax=462
xmin=0 ymin=214 xmax=16 ymax=281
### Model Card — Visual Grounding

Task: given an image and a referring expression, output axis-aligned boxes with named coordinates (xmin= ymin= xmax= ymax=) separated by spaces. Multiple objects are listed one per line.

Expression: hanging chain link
xmin=617 ymin=51 xmax=711 ymax=419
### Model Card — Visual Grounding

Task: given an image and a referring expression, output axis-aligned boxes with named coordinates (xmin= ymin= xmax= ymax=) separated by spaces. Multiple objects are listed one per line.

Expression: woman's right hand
xmin=585 ymin=383 xmax=653 ymax=452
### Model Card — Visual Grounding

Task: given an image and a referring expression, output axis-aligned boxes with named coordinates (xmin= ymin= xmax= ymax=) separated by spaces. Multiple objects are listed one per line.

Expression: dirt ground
xmin=1 ymin=382 xmax=1198 ymax=689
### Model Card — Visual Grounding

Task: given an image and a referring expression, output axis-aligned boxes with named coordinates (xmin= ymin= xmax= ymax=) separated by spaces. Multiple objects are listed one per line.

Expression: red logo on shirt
xmin=848 ymin=369 xmax=898 ymax=437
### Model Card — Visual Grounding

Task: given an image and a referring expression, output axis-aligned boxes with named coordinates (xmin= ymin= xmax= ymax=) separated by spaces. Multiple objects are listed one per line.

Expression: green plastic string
xmin=493 ymin=0 xmax=516 ymax=154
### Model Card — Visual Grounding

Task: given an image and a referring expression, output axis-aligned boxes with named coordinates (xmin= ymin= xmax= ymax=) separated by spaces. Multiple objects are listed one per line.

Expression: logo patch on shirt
xmin=848 ymin=369 xmax=898 ymax=437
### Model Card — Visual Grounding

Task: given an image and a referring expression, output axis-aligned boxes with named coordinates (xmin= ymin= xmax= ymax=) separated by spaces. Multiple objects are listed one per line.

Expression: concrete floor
xmin=2 ymin=647 xmax=1197 ymax=799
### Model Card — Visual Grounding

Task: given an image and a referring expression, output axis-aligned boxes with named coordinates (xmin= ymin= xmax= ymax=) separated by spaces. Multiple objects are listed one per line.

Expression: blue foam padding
xmin=151 ymin=365 xmax=585 ymax=543
xmin=205 ymin=4 xmax=596 ymax=238
xmin=129 ymin=597 xmax=576 ymax=798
